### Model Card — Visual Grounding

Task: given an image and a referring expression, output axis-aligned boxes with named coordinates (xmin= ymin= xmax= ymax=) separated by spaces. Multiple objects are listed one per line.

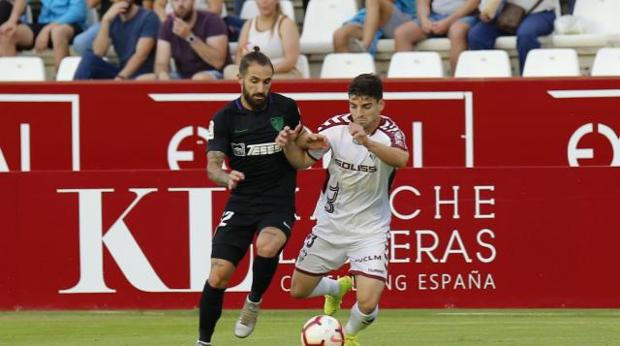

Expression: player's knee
xmin=207 ymin=263 xmax=234 ymax=288
xmin=357 ymin=300 xmax=379 ymax=315
xmin=255 ymin=244 xmax=280 ymax=258
xmin=207 ymin=274 xmax=229 ymax=289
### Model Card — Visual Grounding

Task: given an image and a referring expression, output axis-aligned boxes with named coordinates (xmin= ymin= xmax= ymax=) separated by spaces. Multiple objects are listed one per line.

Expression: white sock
xmin=308 ymin=277 xmax=339 ymax=297
xmin=345 ymin=302 xmax=378 ymax=336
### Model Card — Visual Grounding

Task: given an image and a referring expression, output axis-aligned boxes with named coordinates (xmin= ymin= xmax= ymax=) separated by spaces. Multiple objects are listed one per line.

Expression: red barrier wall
xmin=1 ymin=78 xmax=620 ymax=172
xmin=2 ymin=79 xmax=620 ymax=309
xmin=1 ymin=168 xmax=620 ymax=310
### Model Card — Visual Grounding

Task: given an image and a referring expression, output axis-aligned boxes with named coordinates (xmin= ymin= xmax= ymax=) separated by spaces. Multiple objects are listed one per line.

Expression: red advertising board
xmin=2 ymin=79 xmax=620 ymax=309
xmin=1 ymin=167 xmax=620 ymax=310
xmin=1 ymin=78 xmax=620 ymax=173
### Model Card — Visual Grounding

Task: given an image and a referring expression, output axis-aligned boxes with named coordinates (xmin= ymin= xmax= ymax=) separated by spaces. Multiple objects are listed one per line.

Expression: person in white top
xmin=276 ymin=74 xmax=409 ymax=346
xmin=224 ymin=0 xmax=301 ymax=79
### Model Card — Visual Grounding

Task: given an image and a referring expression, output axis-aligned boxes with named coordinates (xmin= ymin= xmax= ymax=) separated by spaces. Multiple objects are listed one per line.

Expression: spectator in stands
xmin=333 ymin=0 xmax=416 ymax=55
xmin=394 ymin=0 xmax=479 ymax=74
xmin=73 ymin=0 xmax=153 ymax=54
xmin=0 ymin=0 xmax=87 ymax=69
xmin=138 ymin=0 xmax=228 ymax=80
xmin=154 ymin=0 xmax=244 ymax=42
xmin=73 ymin=0 xmax=160 ymax=80
xmin=468 ymin=0 xmax=556 ymax=74
xmin=223 ymin=0 xmax=301 ymax=79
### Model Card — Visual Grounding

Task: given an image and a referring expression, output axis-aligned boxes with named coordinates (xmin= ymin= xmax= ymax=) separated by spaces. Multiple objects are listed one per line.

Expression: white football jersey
xmin=311 ymin=113 xmax=407 ymax=245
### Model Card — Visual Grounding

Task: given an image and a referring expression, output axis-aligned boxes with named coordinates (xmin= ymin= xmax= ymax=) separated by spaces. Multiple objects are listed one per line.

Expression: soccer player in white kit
xmin=276 ymin=74 xmax=409 ymax=346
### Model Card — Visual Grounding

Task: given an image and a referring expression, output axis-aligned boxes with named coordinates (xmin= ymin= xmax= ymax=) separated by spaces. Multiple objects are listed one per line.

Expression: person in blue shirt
xmin=333 ymin=0 xmax=416 ymax=55
xmin=72 ymin=0 xmax=153 ymax=54
xmin=0 ymin=0 xmax=87 ymax=69
xmin=74 ymin=0 xmax=160 ymax=79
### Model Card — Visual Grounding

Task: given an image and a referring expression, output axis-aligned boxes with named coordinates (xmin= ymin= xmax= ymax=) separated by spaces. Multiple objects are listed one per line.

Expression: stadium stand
xmin=522 ymin=48 xmax=581 ymax=77
xmin=320 ymin=52 xmax=375 ymax=78
xmin=56 ymin=56 xmax=82 ymax=81
xmin=591 ymin=47 xmax=620 ymax=76
xmin=553 ymin=0 xmax=620 ymax=48
xmin=387 ymin=51 xmax=444 ymax=78
xmin=9 ymin=0 xmax=620 ymax=79
xmin=299 ymin=0 xmax=357 ymax=54
xmin=454 ymin=50 xmax=512 ymax=78
xmin=240 ymin=0 xmax=295 ymax=20
xmin=0 ymin=56 xmax=46 ymax=81
xmin=374 ymin=0 xmax=562 ymax=75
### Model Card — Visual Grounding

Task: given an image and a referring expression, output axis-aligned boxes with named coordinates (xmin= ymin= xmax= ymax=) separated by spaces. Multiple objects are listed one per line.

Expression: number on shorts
xmin=218 ymin=211 xmax=235 ymax=227
xmin=304 ymin=233 xmax=318 ymax=248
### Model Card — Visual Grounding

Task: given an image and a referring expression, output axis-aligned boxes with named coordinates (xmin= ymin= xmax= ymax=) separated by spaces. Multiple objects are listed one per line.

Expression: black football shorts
xmin=211 ymin=211 xmax=295 ymax=266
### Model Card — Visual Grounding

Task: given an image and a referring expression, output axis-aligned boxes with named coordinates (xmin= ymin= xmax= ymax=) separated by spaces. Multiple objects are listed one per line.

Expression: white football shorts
xmin=295 ymin=232 xmax=390 ymax=281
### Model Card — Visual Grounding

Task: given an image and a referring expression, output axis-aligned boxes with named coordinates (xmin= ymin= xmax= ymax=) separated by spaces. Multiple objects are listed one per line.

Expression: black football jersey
xmin=207 ymin=93 xmax=301 ymax=214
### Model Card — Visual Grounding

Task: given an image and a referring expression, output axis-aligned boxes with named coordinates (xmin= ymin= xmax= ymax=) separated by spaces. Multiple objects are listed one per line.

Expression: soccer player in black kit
xmin=196 ymin=48 xmax=322 ymax=346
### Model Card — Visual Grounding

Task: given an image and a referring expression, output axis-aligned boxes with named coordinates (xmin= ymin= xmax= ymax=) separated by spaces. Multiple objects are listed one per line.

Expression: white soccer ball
xmin=300 ymin=315 xmax=344 ymax=346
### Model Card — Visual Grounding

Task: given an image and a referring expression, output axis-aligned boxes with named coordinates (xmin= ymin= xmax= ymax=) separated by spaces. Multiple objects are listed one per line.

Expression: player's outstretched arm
xmin=277 ymin=125 xmax=327 ymax=169
xmin=207 ymin=151 xmax=245 ymax=189
xmin=365 ymin=140 xmax=409 ymax=168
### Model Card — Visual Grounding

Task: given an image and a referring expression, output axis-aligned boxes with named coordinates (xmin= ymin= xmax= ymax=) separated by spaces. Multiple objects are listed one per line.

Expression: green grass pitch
xmin=1 ymin=309 xmax=619 ymax=345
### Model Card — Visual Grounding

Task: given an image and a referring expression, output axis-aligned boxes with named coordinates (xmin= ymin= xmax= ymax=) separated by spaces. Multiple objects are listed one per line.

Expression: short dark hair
xmin=348 ymin=73 xmax=383 ymax=101
xmin=239 ymin=47 xmax=274 ymax=76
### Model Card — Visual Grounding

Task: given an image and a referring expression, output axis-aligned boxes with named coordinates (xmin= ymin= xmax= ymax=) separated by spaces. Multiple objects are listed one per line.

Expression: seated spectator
xmin=394 ymin=0 xmax=479 ymax=74
xmin=74 ymin=0 xmax=160 ymax=80
xmin=468 ymin=0 xmax=556 ymax=74
xmin=153 ymin=0 xmax=243 ymax=41
xmin=0 ymin=0 xmax=87 ymax=69
xmin=333 ymin=0 xmax=416 ymax=54
xmin=73 ymin=0 xmax=153 ymax=54
xmin=223 ymin=0 xmax=300 ymax=80
xmin=138 ymin=0 xmax=228 ymax=80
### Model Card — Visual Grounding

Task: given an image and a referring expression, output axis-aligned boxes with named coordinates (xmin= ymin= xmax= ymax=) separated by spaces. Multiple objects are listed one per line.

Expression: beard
xmin=175 ymin=8 xmax=193 ymax=21
xmin=242 ymin=85 xmax=268 ymax=111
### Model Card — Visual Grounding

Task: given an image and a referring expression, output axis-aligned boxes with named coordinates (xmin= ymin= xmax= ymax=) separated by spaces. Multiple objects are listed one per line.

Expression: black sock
xmin=248 ymin=255 xmax=279 ymax=302
xmin=198 ymin=281 xmax=225 ymax=343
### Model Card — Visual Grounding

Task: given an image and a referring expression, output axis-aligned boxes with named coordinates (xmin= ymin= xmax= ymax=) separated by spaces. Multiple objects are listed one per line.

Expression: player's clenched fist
xmin=227 ymin=170 xmax=245 ymax=190
xmin=348 ymin=122 xmax=369 ymax=146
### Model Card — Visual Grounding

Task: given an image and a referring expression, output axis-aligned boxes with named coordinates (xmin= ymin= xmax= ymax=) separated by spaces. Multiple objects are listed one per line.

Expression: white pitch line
xmin=434 ymin=312 xmax=614 ymax=316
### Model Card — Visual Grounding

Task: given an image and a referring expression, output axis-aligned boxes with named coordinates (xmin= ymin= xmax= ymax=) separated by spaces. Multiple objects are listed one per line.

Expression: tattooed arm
xmin=207 ymin=151 xmax=245 ymax=189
